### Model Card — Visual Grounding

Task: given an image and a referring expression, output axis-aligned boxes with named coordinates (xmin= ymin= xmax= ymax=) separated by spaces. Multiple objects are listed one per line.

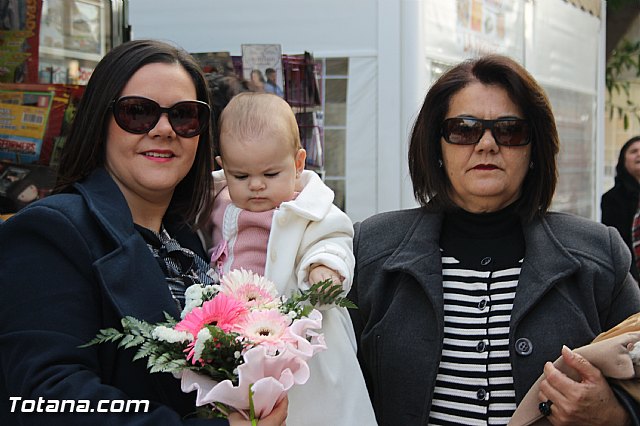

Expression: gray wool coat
xmin=348 ymin=207 xmax=640 ymax=426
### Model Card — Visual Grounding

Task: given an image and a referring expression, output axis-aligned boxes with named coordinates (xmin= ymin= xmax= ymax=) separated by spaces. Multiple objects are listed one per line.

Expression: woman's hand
xmin=538 ymin=346 xmax=631 ymax=425
xmin=227 ymin=396 xmax=288 ymax=426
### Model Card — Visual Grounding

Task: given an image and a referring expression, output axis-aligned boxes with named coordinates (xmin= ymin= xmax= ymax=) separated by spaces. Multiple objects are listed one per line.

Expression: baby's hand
xmin=309 ymin=264 xmax=343 ymax=286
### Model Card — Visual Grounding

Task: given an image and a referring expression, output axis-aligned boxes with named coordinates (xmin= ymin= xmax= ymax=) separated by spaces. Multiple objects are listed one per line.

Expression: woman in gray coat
xmin=348 ymin=54 xmax=640 ymax=426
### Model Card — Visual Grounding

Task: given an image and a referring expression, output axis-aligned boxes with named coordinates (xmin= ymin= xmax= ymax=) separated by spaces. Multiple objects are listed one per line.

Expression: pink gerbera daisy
xmin=175 ymin=293 xmax=247 ymax=336
xmin=235 ymin=309 xmax=294 ymax=351
xmin=220 ymin=269 xmax=279 ymax=310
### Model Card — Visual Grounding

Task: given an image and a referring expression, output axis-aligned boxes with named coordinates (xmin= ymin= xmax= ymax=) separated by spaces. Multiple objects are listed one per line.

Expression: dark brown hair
xmin=408 ymin=54 xmax=559 ymax=222
xmin=53 ymin=39 xmax=213 ymax=228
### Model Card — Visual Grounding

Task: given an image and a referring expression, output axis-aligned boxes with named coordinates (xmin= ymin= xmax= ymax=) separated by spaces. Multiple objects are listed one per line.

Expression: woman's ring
xmin=538 ymin=400 xmax=553 ymax=416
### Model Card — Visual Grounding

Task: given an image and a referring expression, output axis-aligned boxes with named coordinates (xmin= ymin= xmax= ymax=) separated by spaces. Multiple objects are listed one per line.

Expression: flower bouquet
xmin=82 ymin=268 xmax=355 ymax=422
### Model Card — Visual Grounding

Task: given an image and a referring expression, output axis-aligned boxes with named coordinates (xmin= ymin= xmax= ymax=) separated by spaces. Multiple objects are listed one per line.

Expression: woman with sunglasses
xmin=348 ymin=54 xmax=640 ymax=425
xmin=0 ymin=40 xmax=287 ymax=426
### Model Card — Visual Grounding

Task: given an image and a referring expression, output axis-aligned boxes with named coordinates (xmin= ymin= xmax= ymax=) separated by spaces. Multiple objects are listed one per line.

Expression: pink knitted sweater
xmin=209 ymin=187 xmax=275 ymax=275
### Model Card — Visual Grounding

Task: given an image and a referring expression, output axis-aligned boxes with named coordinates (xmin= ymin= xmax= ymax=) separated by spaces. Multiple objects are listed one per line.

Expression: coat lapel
xmin=382 ymin=210 xmax=445 ymax=321
xmin=510 ymin=215 xmax=580 ymax=327
xmin=75 ymin=169 xmax=181 ymax=322
xmin=379 ymin=210 xmax=581 ymax=334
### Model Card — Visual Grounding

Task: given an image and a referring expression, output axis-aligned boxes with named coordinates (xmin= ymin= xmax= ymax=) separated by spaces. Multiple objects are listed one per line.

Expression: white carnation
xmin=184 ymin=284 xmax=204 ymax=300
xmin=152 ymin=326 xmax=192 ymax=343
xmin=192 ymin=327 xmax=213 ymax=361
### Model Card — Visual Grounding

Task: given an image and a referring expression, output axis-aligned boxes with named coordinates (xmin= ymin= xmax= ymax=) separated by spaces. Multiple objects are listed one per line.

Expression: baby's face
xmin=218 ymin=132 xmax=305 ymax=212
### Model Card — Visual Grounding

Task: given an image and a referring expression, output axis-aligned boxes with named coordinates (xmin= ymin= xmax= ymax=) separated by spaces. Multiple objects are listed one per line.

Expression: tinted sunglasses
xmin=442 ymin=117 xmax=530 ymax=147
xmin=111 ymin=96 xmax=210 ymax=138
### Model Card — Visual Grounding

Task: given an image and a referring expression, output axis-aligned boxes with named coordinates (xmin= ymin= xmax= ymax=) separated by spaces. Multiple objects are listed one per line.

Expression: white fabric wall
xmin=128 ymin=0 xmax=378 ymax=57
xmin=128 ymin=0 xmax=604 ymax=222
xmin=527 ymin=0 xmax=603 ymax=219
xmin=129 ymin=0 xmax=387 ymax=222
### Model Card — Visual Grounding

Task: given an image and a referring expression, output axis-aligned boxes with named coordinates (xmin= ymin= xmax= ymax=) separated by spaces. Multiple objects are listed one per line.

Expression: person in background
xmin=206 ymin=73 xmax=252 ymax=128
xmin=249 ymin=69 xmax=266 ymax=92
xmin=0 ymin=39 xmax=287 ymax=426
xmin=263 ymin=68 xmax=284 ymax=97
xmin=601 ymin=135 xmax=640 ymax=281
xmin=348 ymin=54 xmax=640 ymax=426
xmin=205 ymin=72 xmax=253 ymax=171
xmin=204 ymin=92 xmax=377 ymax=426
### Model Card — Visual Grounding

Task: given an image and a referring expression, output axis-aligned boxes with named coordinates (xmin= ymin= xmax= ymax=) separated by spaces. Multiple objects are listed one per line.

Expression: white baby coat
xmin=209 ymin=169 xmax=377 ymax=426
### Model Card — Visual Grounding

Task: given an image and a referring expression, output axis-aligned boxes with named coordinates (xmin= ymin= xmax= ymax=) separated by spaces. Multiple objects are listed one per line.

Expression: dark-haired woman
xmin=602 ymin=135 xmax=640 ymax=280
xmin=0 ymin=39 xmax=286 ymax=426
xmin=349 ymin=54 xmax=640 ymax=425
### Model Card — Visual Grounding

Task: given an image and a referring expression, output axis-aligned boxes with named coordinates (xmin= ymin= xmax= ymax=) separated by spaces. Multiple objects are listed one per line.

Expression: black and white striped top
xmin=136 ymin=224 xmax=216 ymax=312
xmin=428 ymin=205 xmax=525 ymax=426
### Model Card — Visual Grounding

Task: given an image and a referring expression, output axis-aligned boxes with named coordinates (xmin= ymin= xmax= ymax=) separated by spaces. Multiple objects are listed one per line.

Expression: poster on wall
xmin=0 ymin=89 xmax=53 ymax=163
xmin=423 ymin=0 xmax=524 ymax=62
xmin=0 ymin=0 xmax=43 ymax=84
xmin=241 ymin=44 xmax=284 ymax=97
xmin=0 ymin=83 xmax=84 ymax=166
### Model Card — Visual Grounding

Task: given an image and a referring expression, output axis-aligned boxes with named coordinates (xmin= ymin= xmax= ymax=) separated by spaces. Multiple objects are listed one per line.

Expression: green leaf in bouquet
xmin=197 ymin=363 xmax=239 ymax=384
xmin=78 ymin=327 xmax=126 ymax=348
xmin=121 ymin=316 xmax=156 ymax=338
xmin=295 ymin=279 xmax=359 ymax=310
xmin=118 ymin=333 xmax=146 ymax=349
xmin=148 ymin=353 xmax=188 ymax=374
xmin=132 ymin=340 xmax=159 ymax=362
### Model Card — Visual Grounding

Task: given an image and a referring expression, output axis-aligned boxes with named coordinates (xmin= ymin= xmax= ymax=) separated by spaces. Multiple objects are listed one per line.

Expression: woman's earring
xmin=438 ymin=159 xmax=443 ymax=168
xmin=529 ymin=161 xmax=534 ymax=170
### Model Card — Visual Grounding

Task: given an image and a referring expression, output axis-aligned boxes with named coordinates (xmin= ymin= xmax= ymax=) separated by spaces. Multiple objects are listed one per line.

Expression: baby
xmin=204 ymin=92 xmax=376 ymax=426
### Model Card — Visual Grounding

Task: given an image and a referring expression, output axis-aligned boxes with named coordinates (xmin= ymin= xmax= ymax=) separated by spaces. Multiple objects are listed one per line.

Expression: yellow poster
xmin=0 ymin=90 xmax=53 ymax=161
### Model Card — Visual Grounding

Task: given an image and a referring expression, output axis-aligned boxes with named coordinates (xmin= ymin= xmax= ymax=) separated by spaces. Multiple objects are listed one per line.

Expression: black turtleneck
xmin=439 ymin=202 xmax=525 ymax=271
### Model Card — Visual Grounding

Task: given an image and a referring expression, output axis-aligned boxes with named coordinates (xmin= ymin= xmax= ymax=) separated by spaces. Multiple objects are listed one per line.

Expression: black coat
xmin=349 ymin=208 xmax=640 ymax=425
xmin=0 ymin=169 xmax=226 ymax=425
xmin=601 ymin=152 xmax=640 ymax=280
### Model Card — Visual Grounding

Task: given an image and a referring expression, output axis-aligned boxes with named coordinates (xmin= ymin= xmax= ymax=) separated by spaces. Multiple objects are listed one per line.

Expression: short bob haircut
xmin=408 ymin=54 xmax=559 ymax=223
xmin=53 ymin=39 xmax=213 ymax=228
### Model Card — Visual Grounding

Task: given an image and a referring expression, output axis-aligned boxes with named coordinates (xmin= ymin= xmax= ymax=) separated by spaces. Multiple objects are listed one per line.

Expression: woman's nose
xmin=148 ymin=113 xmax=175 ymax=137
xmin=475 ymin=129 xmax=499 ymax=151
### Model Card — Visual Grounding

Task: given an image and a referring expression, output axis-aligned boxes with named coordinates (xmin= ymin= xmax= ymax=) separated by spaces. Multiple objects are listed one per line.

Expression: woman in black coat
xmin=349 ymin=54 xmax=640 ymax=426
xmin=0 ymin=40 xmax=287 ymax=426
xmin=601 ymin=135 xmax=640 ymax=280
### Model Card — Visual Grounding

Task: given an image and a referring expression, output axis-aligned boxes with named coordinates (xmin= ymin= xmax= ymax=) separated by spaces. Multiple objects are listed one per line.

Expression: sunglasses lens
xmin=494 ymin=121 xmax=529 ymax=146
xmin=169 ymin=102 xmax=209 ymax=138
xmin=444 ymin=118 xmax=483 ymax=145
xmin=113 ymin=97 xmax=209 ymax=138
xmin=114 ymin=98 xmax=159 ymax=134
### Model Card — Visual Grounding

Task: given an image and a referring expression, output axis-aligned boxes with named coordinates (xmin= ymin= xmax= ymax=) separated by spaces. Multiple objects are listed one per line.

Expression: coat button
xmin=478 ymin=299 xmax=488 ymax=310
xmin=480 ymin=256 xmax=492 ymax=266
xmin=476 ymin=389 xmax=487 ymax=400
xmin=515 ymin=337 xmax=533 ymax=356
xmin=278 ymin=216 xmax=287 ymax=226
xmin=476 ymin=341 xmax=487 ymax=352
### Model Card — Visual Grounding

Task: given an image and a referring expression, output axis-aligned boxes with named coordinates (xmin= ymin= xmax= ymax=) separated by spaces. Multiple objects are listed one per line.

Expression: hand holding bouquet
xmin=82 ymin=268 xmax=355 ymax=422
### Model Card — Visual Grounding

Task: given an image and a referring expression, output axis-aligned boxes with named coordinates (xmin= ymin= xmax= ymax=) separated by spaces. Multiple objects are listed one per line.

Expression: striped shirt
xmin=136 ymin=224 xmax=216 ymax=312
xmin=429 ymin=205 xmax=524 ymax=425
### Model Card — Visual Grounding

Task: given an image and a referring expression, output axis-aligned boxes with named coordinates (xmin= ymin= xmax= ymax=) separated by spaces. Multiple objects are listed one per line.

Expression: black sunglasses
xmin=111 ymin=96 xmax=210 ymax=138
xmin=442 ymin=117 xmax=530 ymax=147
